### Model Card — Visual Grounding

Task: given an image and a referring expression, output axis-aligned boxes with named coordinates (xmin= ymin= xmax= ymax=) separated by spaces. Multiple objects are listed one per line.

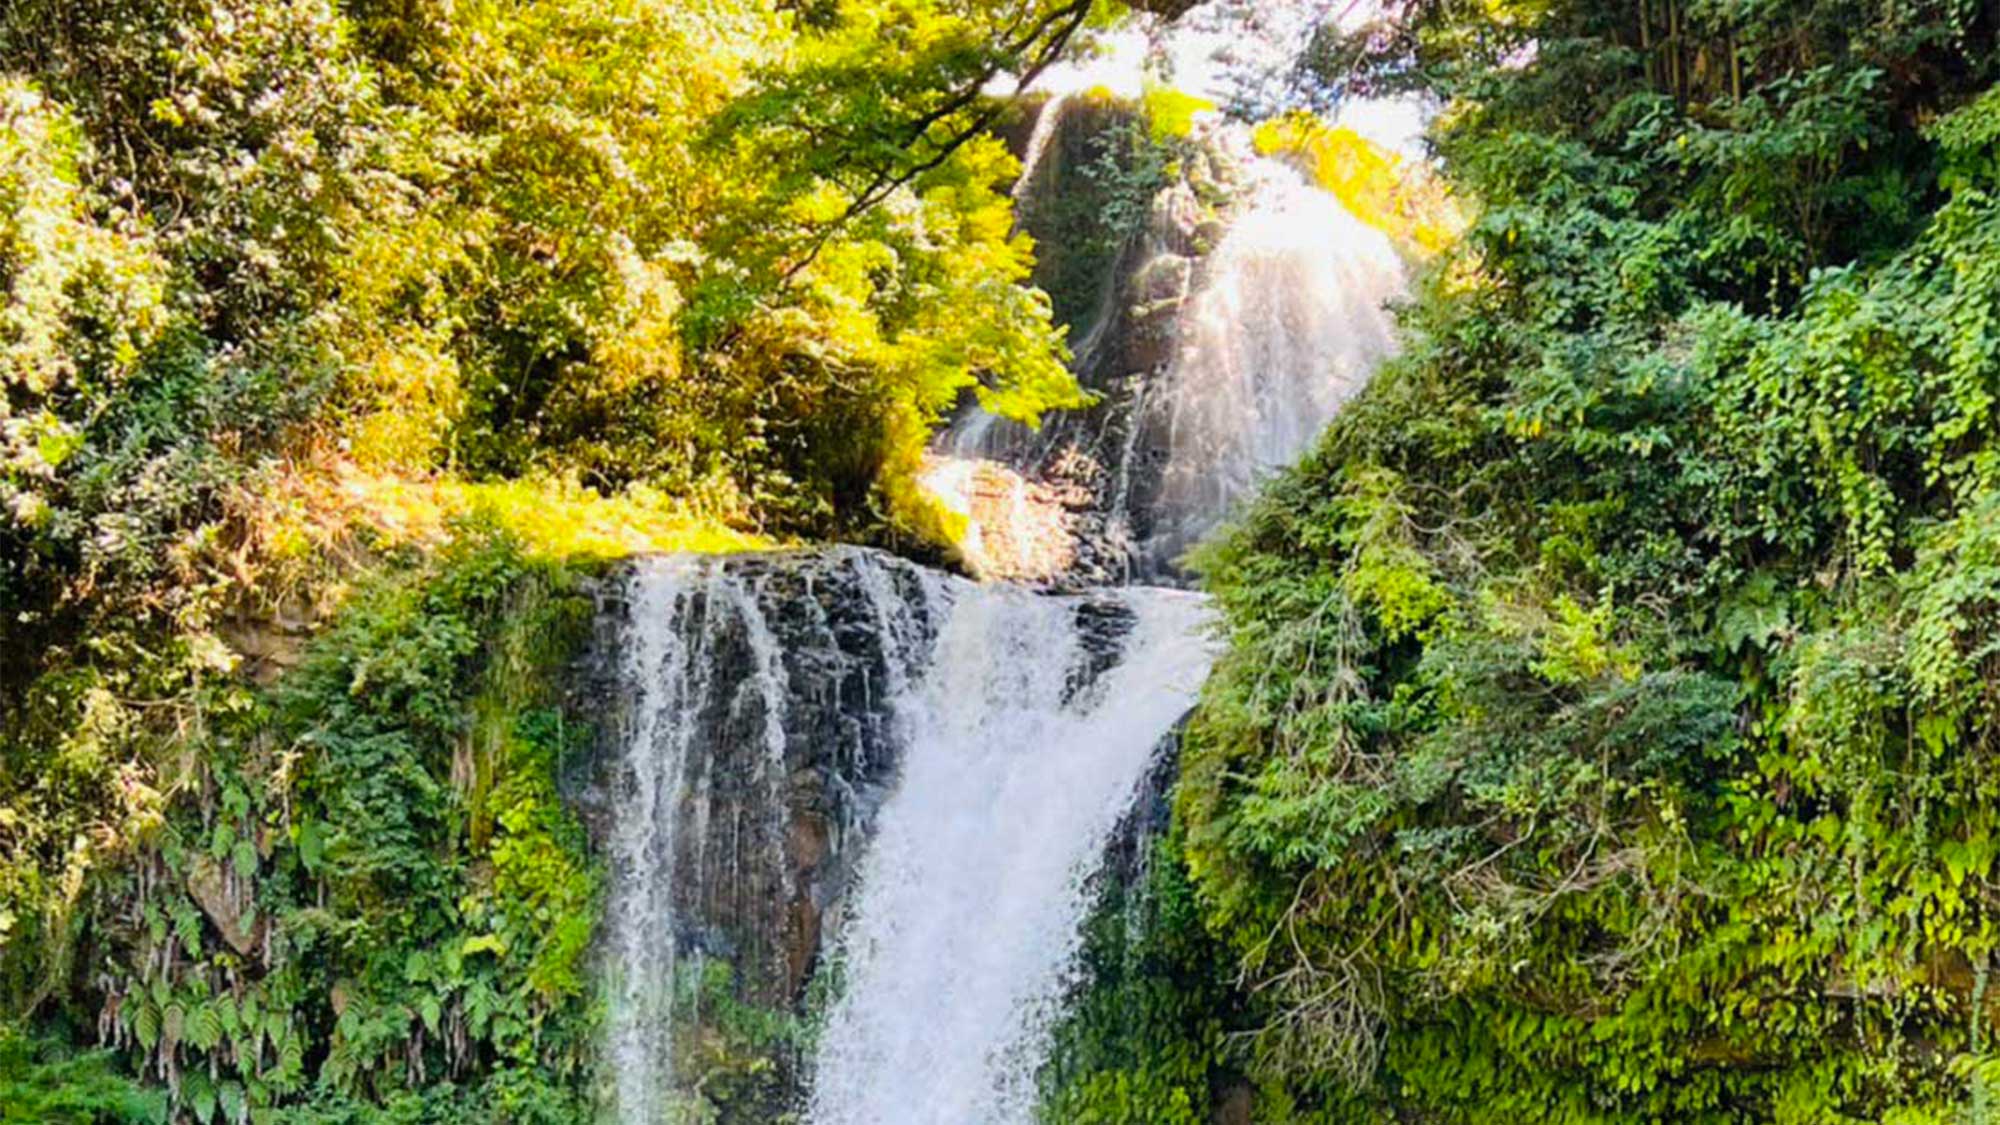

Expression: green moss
xmin=1140 ymin=86 xmax=1213 ymax=142
xmin=667 ymin=959 xmax=812 ymax=1125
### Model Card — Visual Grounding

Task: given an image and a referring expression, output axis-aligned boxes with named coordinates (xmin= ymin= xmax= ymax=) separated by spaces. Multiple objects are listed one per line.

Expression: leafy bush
xmin=71 ymin=529 xmax=605 ymax=1122
xmin=0 ymin=1025 xmax=162 ymax=1124
xmin=1038 ymin=831 xmax=1242 ymax=1125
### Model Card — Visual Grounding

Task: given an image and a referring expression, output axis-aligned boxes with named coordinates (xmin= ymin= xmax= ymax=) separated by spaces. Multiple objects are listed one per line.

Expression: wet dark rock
xmin=572 ymin=548 xmax=1158 ymax=1074
xmin=571 ymin=549 xmax=941 ymax=1009
xmin=1134 ymin=253 xmax=1193 ymax=304
xmin=1214 ymin=1080 xmax=1255 ymax=1125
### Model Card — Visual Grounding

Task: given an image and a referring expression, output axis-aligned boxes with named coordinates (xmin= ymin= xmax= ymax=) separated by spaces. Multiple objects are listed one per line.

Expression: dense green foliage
xmin=1 ymin=0 xmax=1090 ymax=521
xmin=1038 ymin=830 xmax=1243 ymax=1124
xmin=1174 ymin=0 xmax=2000 ymax=1118
xmin=21 ymin=0 xmax=2000 ymax=1118
xmin=55 ymin=532 xmax=599 ymax=1124
xmin=0 ymin=0 xmax=1122 ymax=1117
xmin=0 ymin=1027 xmax=165 ymax=1123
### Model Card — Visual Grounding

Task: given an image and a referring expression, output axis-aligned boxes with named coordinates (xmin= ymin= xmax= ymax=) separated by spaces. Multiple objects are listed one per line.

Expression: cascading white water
xmin=806 ymin=585 xmax=1214 ymax=1125
xmin=601 ymin=558 xmax=707 ymax=1123
xmin=1138 ymin=157 xmax=1405 ymax=567
xmin=602 ymin=556 xmax=834 ymax=1125
xmin=602 ymin=552 xmax=1213 ymax=1124
xmin=810 ymin=154 xmax=1401 ymax=1116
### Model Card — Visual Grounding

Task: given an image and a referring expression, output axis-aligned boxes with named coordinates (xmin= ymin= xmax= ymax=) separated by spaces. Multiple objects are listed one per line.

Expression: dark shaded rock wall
xmin=570 ymin=549 xmax=939 ymax=1010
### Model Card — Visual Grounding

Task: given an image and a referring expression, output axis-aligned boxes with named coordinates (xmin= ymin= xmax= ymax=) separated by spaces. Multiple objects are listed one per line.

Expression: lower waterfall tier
xmin=577 ymin=547 xmax=1214 ymax=1123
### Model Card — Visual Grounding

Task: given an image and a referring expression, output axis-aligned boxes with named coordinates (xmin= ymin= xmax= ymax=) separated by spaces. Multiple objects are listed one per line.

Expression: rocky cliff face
xmin=930 ymin=95 xmax=1247 ymax=587
xmin=571 ymin=550 xmax=933 ymax=1011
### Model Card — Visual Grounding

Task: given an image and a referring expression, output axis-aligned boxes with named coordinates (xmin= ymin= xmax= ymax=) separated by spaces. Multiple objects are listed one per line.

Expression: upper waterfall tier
xmin=927 ymin=99 xmax=1407 ymax=585
xmin=1138 ymin=158 xmax=1405 ymax=569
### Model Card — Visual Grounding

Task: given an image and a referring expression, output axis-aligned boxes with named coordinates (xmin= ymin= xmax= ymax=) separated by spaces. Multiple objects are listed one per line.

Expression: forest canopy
xmin=0 ymin=1 xmax=1116 ymax=1119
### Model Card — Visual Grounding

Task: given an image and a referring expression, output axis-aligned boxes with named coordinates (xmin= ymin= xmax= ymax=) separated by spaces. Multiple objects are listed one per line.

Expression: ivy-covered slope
xmin=1169 ymin=0 xmax=2000 ymax=1119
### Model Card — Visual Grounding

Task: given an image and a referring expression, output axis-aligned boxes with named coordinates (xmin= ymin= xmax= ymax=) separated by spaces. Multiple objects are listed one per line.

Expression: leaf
xmin=217 ymin=1080 xmax=247 ymax=1125
xmin=1717 ymin=573 xmax=1790 ymax=652
xmin=171 ymin=899 xmax=203 ymax=958
xmin=232 ymin=837 xmax=259 ymax=880
xmin=162 ymin=1000 xmax=186 ymax=1052
xmin=185 ymin=1068 xmax=217 ymax=1123
xmin=296 ymin=820 xmax=326 ymax=871
xmin=461 ymin=933 xmax=508 ymax=958
xmin=188 ymin=1001 xmax=223 ymax=1051
xmin=134 ymin=1000 xmax=160 ymax=1051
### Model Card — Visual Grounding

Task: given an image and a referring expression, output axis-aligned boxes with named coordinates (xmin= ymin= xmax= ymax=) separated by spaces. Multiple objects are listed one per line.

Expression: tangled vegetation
xmin=1038 ymin=828 xmax=1243 ymax=1125
xmin=0 ymin=0 xmax=1126 ymax=1118
xmin=1170 ymin=0 xmax=2000 ymax=1119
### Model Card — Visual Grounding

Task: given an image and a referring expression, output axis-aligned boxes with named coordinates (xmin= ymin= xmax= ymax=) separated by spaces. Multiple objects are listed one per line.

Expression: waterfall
xmin=598 ymin=551 xmax=1211 ymax=1124
xmin=1137 ymin=157 xmax=1405 ymax=569
xmin=601 ymin=559 xmax=693 ymax=1120
xmin=793 ymin=150 xmax=1400 ymax=1113
xmin=600 ymin=557 xmax=795 ymax=1121
xmin=599 ymin=36 xmax=1409 ymax=1121
xmin=600 ymin=551 xmax=944 ymax=1123
xmin=927 ymin=115 xmax=1405 ymax=583
xmin=806 ymin=586 xmax=1212 ymax=1124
